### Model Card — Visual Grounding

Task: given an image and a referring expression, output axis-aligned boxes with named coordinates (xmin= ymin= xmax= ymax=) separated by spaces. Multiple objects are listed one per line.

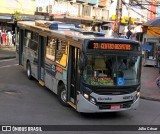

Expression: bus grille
xmin=95 ymin=90 xmax=134 ymax=95
xmin=97 ymin=100 xmax=133 ymax=110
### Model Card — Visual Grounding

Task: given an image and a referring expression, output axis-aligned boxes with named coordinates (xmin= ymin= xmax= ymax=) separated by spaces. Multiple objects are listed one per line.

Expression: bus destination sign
xmin=88 ymin=43 xmax=132 ymax=51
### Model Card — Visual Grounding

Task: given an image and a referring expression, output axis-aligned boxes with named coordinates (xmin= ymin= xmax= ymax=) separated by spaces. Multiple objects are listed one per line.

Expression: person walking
xmin=1 ymin=30 xmax=6 ymax=46
xmin=8 ymin=31 xmax=13 ymax=47
xmin=0 ymin=30 xmax=2 ymax=46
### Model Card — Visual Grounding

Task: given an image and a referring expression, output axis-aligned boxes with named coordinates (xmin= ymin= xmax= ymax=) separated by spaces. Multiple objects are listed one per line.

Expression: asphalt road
xmin=0 ymin=59 xmax=160 ymax=134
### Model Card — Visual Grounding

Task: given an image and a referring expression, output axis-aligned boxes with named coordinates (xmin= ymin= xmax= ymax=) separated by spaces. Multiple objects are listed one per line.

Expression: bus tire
xmin=58 ymin=84 xmax=69 ymax=106
xmin=26 ymin=62 xmax=32 ymax=80
xmin=156 ymin=79 xmax=160 ymax=88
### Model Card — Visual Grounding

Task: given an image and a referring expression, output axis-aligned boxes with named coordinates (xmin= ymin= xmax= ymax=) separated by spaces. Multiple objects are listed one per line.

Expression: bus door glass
xmin=68 ymin=46 xmax=79 ymax=104
xmin=38 ymin=36 xmax=46 ymax=81
xmin=25 ymin=31 xmax=39 ymax=78
xmin=19 ymin=29 xmax=25 ymax=65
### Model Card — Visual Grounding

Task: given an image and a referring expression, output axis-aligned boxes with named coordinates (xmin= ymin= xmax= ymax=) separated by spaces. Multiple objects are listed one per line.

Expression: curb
xmin=0 ymin=47 xmax=16 ymax=52
xmin=0 ymin=56 xmax=16 ymax=60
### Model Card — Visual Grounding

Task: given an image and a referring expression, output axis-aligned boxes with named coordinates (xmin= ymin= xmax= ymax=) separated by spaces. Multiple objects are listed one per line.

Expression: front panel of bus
xmin=77 ymin=39 xmax=142 ymax=112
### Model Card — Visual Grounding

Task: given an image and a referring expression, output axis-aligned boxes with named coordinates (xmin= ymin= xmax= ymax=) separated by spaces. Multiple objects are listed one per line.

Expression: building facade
xmin=35 ymin=0 xmax=114 ymax=31
xmin=0 ymin=0 xmax=159 ymax=38
xmin=0 ymin=0 xmax=35 ymax=31
xmin=34 ymin=0 xmax=151 ymax=37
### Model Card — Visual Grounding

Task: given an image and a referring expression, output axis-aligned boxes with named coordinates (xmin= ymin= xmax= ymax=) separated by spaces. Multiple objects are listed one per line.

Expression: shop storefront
xmin=0 ymin=14 xmax=14 ymax=31
xmin=142 ymin=35 xmax=160 ymax=66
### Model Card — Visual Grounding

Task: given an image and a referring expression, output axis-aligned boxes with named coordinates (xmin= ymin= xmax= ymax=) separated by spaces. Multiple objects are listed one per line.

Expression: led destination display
xmin=88 ymin=42 xmax=134 ymax=51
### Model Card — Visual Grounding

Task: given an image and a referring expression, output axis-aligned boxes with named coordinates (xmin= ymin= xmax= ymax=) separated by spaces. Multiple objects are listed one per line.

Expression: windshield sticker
xmin=117 ymin=77 xmax=125 ymax=86
xmin=56 ymin=66 xmax=63 ymax=73
xmin=62 ymin=70 xmax=67 ymax=80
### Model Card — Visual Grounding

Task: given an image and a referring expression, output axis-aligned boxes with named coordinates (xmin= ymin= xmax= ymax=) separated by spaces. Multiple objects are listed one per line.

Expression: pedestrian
xmin=112 ymin=58 xmax=126 ymax=72
xmin=0 ymin=30 xmax=2 ymax=46
xmin=12 ymin=31 xmax=16 ymax=46
xmin=1 ymin=30 xmax=6 ymax=46
xmin=8 ymin=31 xmax=13 ymax=47
xmin=156 ymin=52 xmax=160 ymax=73
xmin=126 ymin=30 xmax=132 ymax=39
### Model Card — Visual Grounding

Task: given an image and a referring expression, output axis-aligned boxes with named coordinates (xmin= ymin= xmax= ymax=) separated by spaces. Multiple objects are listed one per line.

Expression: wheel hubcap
xmin=27 ymin=66 xmax=30 ymax=76
xmin=61 ymin=90 xmax=67 ymax=102
xmin=157 ymin=80 xmax=160 ymax=87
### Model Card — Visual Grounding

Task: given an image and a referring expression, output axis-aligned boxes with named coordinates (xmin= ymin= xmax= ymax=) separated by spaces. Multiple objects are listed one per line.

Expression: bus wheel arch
xmin=26 ymin=60 xmax=32 ymax=80
xmin=57 ymin=81 xmax=68 ymax=106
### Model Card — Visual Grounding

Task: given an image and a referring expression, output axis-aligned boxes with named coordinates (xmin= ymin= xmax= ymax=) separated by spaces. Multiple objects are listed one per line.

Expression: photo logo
xmin=2 ymin=126 xmax=11 ymax=131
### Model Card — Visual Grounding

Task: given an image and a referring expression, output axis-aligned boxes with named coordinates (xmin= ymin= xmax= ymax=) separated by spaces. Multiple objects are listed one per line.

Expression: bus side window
xmin=46 ymin=37 xmax=56 ymax=61
xmin=29 ymin=41 xmax=38 ymax=52
xmin=25 ymin=30 xmax=32 ymax=47
xmin=56 ymin=40 xmax=68 ymax=67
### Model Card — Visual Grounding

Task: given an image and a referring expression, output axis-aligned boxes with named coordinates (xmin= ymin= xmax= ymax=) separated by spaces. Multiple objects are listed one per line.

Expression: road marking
xmin=0 ymin=58 xmax=16 ymax=62
xmin=0 ymin=64 xmax=18 ymax=69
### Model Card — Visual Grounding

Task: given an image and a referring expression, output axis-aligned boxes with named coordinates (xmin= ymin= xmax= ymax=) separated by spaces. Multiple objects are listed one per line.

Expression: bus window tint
xmin=32 ymin=32 xmax=38 ymax=42
xmin=25 ymin=30 xmax=31 ymax=39
xmin=29 ymin=41 xmax=38 ymax=52
xmin=82 ymin=54 xmax=141 ymax=86
xmin=56 ymin=40 xmax=68 ymax=67
xmin=46 ymin=37 xmax=56 ymax=61
xmin=25 ymin=30 xmax=31 ymax=47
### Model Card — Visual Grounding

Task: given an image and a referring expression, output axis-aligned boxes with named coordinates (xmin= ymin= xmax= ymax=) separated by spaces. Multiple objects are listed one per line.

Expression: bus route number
xmin=93 ymin=43 xmax=131 ymax=51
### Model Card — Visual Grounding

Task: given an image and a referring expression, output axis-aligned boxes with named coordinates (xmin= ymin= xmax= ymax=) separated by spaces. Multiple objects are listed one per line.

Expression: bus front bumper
xmin=76 ymin=94 xmax=140 ymax=113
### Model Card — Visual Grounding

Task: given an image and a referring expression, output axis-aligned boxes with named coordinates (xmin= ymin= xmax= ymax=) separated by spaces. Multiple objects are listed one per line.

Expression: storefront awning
xmin=141 ymin=44 xmax=153 ymax=51
xmin=0 ymin=16 xmax=13 ymax=22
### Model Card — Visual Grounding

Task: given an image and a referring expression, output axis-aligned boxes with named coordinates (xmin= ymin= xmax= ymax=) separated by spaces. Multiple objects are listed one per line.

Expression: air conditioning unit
xmin=93 ymin=4 xmax=98 ymax=8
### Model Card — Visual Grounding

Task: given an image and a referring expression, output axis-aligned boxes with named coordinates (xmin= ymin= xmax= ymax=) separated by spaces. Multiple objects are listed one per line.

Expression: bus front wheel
xmin=58 ymin=84 xmax=68 ymax=106
xmin=26 ymin=62 xmax=32 ymax=80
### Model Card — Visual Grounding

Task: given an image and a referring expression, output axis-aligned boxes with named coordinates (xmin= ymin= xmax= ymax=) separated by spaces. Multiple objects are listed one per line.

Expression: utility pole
xmin=114 ymin=0 xmax=122 ymax=38
xmin=128 ymin=17 xmax=131 ymax=30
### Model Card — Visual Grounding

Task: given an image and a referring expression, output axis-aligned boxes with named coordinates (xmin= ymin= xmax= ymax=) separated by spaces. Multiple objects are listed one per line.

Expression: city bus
xmin=16 ymin=20 xmax=142 ymax=113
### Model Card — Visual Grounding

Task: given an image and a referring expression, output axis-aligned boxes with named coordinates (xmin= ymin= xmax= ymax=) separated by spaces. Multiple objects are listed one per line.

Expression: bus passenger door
xmin=38 ymin=36 xmax=46 ymax=82
xmin=67 ymin=46 xmax=80 ymax=105
xmin=19 ymin=29 xmax=25 ymax=65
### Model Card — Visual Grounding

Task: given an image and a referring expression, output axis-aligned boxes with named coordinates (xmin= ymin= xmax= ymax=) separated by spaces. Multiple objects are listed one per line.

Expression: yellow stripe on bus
xmin=39 ymin=80 xmax=45 ymax=86
xmin=67 ymin=102 xmax=77 ymax=109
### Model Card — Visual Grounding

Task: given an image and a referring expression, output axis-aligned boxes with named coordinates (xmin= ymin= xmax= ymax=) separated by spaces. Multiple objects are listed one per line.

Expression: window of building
xmin=82 ymin=5 xmax=91 ymax=17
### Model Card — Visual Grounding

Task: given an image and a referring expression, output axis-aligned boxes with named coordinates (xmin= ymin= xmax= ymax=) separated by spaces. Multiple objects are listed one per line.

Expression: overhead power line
xmin=132 ymin=0 xmax=157 ymax=14
xmin=121 ymin=0 xmax=149 ymax=20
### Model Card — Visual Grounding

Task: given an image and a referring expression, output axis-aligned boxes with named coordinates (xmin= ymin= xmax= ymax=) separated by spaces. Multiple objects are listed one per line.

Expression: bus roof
xmin=17 ymin=21 xmax=140 ymax=45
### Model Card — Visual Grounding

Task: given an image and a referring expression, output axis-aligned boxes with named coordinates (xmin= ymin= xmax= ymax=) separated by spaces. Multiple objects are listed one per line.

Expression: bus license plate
xmin=111 ymin=105 xmax=120 ymax=110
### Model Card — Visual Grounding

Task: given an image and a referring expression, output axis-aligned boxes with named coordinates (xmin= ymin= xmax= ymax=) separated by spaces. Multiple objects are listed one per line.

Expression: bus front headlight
xmin=133 ymin=91 xmax=140 ymax=102
xmin=83 ymin=93 xmax=89 ymax=99
xmin=89 ymin=96 xmax=96 ymax=104
xmin=83 ymin=93 xmax=96 ymax=105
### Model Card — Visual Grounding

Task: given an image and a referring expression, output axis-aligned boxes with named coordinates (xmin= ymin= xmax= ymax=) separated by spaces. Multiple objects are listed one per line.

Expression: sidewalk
xmin=0 ymin=46 xmax=16 ymax=60
xmin=0 ymin=47 xmax=160 ymax=101
xmin=141 ymin=66 xmax=160 ymax=101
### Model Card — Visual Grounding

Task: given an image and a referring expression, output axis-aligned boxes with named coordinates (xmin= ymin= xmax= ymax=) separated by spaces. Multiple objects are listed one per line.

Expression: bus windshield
xmin=82 ymin=54 xmax=141 ymax=86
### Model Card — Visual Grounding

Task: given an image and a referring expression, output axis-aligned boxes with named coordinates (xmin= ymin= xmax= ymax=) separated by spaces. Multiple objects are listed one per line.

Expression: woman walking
xmin=1 ymin=30 xmax=6 ymax=46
